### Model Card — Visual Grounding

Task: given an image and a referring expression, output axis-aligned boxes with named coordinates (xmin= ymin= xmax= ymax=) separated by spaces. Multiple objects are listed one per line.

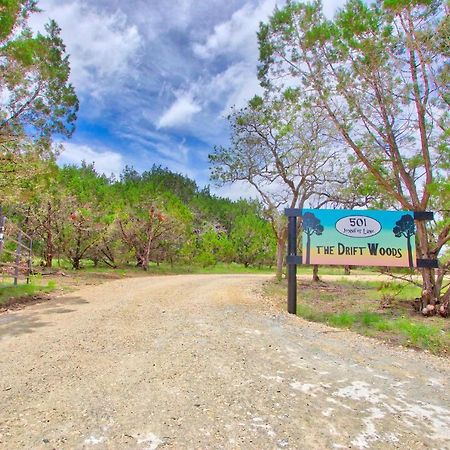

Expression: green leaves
xmin=0 ymin=1 xmax=39 ymax=42
xmin=0 ymin=2 xmax=79 ymax=142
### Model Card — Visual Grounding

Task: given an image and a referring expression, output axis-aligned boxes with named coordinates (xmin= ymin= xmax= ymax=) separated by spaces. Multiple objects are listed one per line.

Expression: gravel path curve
xmin=0 ymin=274 xmax=449 ymax=449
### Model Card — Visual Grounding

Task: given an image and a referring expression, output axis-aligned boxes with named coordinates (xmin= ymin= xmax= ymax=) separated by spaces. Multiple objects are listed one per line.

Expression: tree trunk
xmin=276 ymin=237 xmax=285 ymax=281
xmin=439 ymin=287 xmax=449 ymax=317
xmin=312 ymin=264 xmax=320 ymax=282
xmin=45 ymin=236 xmax=53 ymax=268
xmin=141 ymin=248 xmax=150 ymax=271
xmin=415 ymin=221 xmax=438 ymax=308
xmin=407 ymin=235 xmax=413 ymax=268
xmin=72 ymin=257 xmax=81 ymax=270
xmin=306 ymin=234 xmax=311 ymax=265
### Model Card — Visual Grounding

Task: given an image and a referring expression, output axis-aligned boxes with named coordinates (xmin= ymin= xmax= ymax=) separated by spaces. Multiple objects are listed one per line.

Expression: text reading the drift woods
xmin=316 ymin=243 xmax=403 ymax=258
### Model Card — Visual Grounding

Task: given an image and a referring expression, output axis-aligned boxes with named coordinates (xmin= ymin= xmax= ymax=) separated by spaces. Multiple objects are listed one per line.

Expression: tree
xmin=0 ymin=10 xmax=78 ymax=142
xmin=52 ymin=165 xmax=110 ymax=269
xmin=63 ymin=203 xmax=104 ymax=269
xmin=210 ymin=94 xmax=342 ymax=280
xmin=28 ymin=180 xmax=67 ymax=268
xmin=115 ymin=175 xmax=192 ymax=270
xmin=118 ymin=203 xmax=169 ymax=269
xmin=258 ymin=0 xmax=449 ymax=313
xmin=302 ymin=212 xmax=324 ymax=265
xmin=393 ymin=215 xmax=416 ymax=269
xmin=0 ymin=1 xmax=78 ymax=201
xmin=142 ymin=165 xmax=198 ymax=203
xmin=192 ymin=227 xmax=234 ymax=267
xmin=230 ymin=214 xmax=276 ymax=267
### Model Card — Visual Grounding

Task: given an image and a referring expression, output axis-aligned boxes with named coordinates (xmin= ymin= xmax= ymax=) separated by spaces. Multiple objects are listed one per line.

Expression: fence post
xmin=0 ymin=207 xmax=5 ymax=254
xmin=14 ymin=230 xmax=22 ymax=286
xmin=27 ymin=238 xmax=33 ymax=284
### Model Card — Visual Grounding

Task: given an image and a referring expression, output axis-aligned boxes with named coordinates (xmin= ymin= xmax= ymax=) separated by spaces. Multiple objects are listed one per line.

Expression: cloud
xmin=205 ymin=62 xmax=263 ymax=113
xmin=187 ymin=0 xmax=278 ymax=123
xmin=323 ymin=0 xmax=348 ymax=18
xmin=193 ymin=0 xmax=277 ymax=60
xmin=212 ymin=180 xmax=259 ymax=201
xmin=30 ymin=1 xmax=142 ymax=97
xmin=157 ymin=93 xmax=202 ymax=129
xmin=27 ymin=0 xmax=348 ymax=200
xmin=58 ymin=142 xmax=125 ymax=177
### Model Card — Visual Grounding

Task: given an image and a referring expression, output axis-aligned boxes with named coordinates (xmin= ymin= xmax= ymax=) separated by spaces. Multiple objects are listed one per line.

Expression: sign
xmin=284 ymin=208 xmax=436 ymax=314
xmin=301 ymin=209 xmax=416 ymax=268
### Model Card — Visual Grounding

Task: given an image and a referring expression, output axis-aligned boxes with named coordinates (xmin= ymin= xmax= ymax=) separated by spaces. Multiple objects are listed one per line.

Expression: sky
xmin=30 ymin=0 xmax=346 ymax=198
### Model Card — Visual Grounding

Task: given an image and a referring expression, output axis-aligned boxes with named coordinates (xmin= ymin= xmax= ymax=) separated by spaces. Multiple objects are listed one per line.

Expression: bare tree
xmin=210 ymin=94 xmax=344 ymax=280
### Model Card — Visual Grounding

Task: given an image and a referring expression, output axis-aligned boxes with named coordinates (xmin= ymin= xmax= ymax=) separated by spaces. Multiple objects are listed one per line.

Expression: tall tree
xmin=0 ymin=1 xmax=78 ymax=200
xmin=258 ymin=0 xmax=449 ymax=313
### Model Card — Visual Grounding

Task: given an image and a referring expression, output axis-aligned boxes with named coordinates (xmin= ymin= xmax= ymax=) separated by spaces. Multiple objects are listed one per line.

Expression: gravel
xmin=0 ymin=274 xmax=449 ymax=449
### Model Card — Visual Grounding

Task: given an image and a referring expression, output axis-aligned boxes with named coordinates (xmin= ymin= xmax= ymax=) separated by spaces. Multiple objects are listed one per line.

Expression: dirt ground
xmin=0 ymin=274 xmax=449 ymax=449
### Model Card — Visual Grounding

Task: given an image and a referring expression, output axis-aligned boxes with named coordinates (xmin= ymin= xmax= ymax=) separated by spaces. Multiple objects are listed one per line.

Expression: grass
xmin=265 ymin=279 xmax=450 ymax=356
xmin=145 ymin=262 xmax=276 ymax=275
xmin=36 ymin=258 xmax=385 ymax=277
xmin=0 ymin=276 xmax=57 ymax=306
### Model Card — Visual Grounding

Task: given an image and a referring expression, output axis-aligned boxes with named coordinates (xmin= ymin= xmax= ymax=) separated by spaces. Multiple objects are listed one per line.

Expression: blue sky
xmin=31 ymin=0 xmax=345 ymax=198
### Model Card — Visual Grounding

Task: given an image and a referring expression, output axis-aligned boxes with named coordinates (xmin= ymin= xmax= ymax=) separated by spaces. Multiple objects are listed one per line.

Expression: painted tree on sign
xmin=302 ymin=212 xmax=323 ymax=265
xmin=393 ymin=215 xmax=416 ymax=269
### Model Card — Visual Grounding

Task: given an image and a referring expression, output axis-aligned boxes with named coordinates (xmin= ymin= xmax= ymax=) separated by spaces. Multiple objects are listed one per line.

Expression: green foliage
xmin=0 ymin=15 xmax=78 ymax=141
xmin=0 ymin=1 xmax=78 ymax=203
xmin=192 ymin=228 xmax=234 ymax=267
xmin=230 ymin=214 xmax=276 ymax=267
xmin=11 ymin=163 xmax=275 ymax=271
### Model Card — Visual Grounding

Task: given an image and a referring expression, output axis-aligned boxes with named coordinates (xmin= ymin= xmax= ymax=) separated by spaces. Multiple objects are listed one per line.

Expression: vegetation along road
xmin=0 ymin=274 xmax=449 ymax=449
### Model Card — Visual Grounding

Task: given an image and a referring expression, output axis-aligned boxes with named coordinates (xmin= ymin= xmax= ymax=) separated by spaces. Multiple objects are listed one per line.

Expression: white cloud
xmin=58 ymin=143 xmax=125 ymax=177
xmin=30 ymin=1 xmax=142 ymax=96
xmin=193 ymin=0 xmax=277 ymax=60
xmin=189 ymin=0 xmax=277 ymax=122
xmin=212 ymin=180 xmax=259 ymax=201
xmin=27 ymin=0 xmax=348 ymax=195
xmin=157 ymin=93 xmax=201 ymax=128
xmin=206 ymin=62 xmax=263 ymax=114
xmin=323 ymin=0 xmax=348 ymax=18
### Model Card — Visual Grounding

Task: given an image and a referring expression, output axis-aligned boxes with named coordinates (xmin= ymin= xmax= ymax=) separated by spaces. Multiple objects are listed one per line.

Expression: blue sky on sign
xmin=31 ymin=0 xmax=346 ymax=198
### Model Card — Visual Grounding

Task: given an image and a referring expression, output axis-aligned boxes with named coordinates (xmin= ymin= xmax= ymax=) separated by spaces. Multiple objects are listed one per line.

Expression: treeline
xmin=2 ymin=164 xmax=276 ymax=270
xmin=0 ymin=3 xmax=275 ymax=271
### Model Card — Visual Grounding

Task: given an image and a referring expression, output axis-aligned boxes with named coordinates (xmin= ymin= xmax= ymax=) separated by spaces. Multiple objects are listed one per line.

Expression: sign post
xmin=284 ymin=209 xmax=437 ymax=314
xmin=287 ymin=215 xmax=297 ymax=314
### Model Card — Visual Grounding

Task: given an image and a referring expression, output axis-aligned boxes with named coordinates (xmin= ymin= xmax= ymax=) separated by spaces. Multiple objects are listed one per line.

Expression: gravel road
xmin=0 ymin=274 xmax=449 ymax=450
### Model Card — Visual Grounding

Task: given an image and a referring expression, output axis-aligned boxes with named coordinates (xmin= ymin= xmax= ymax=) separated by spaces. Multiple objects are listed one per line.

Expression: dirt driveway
xmin=0 ymin=274 xmax=449 ymax=449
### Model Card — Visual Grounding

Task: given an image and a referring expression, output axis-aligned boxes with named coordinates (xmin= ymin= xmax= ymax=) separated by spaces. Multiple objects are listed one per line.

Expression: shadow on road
xmin=0 ymin=296 xmax=88 ymax=339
